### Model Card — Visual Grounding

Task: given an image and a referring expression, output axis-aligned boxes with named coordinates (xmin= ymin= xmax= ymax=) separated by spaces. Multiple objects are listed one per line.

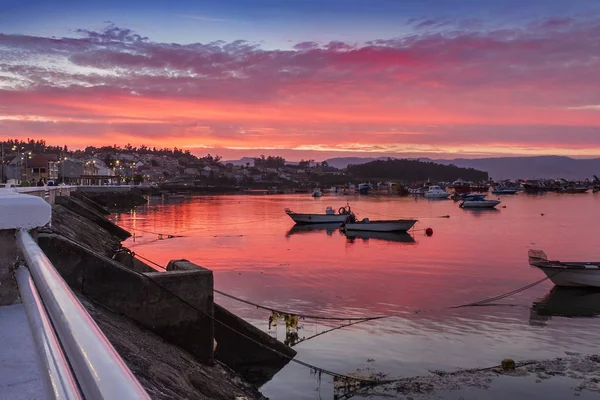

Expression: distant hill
xmin=325 ymin=156 xmax=600 ymax=180
xmin=224 ymin=155 xmax=600 ymax=180
xmin=432 ymin=156 xmax=600 ymax=180
xmin=346 ymin=159 xmax=488 ymax=182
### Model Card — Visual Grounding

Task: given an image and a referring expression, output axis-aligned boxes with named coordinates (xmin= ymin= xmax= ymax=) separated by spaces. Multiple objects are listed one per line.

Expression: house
xmin=184 ymin=167 xmax=199 ymax=176
xmin=201 ymin=166 xmax=213 ymax=177
xmin=29 ymin=154 xmax=59 ymax=182
xmin=59 ymin=158 xmax=84 ymax=184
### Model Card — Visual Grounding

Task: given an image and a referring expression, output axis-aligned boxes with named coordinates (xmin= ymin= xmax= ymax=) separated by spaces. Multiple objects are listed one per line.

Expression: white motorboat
xmin=343 ymin=218 xmax=417 ymax=232
xmin=285 ymin=205 xmax=353 ymax=224
xmin=311 ymin=188 xmax=323 ymax=197
xmin=424 ymin=186 xmax=449 ymax=199
xmin=529 ymin=250 xmax=600 ymax=288
xmin=460 ymin=199 xmax=501 ymax=208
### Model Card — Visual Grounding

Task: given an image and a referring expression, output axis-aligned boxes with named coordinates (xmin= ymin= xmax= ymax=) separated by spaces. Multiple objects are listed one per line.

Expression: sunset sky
xmin=1 ymin=0 xmax=600 ymax=160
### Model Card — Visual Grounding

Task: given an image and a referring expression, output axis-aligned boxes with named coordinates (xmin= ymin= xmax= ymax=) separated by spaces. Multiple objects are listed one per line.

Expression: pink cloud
xmin=1 ymin=19 xmax=600 ymax=156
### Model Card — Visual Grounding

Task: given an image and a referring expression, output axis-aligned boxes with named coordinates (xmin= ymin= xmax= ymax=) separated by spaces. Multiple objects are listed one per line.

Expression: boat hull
xmin=287 ymin=213 xmax=349 ymax=224
xmin=536 ymin=266 xmax=600 ymax=287
xmin=491 ymin=189 xmax=518 ymax=195
xmin=558 ymin=188 xmax=589 ymax=194
xmin=424 ymin=193 xmax=449 ymax=199
xmin=461 ymin=200 xmax=500 ymax=208
xmin=344 ymin=219 xmax=417 ymax=232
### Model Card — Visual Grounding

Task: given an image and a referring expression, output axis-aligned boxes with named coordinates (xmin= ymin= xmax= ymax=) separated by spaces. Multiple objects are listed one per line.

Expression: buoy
xmin=425 ymin=228 xmax=433 ymax=236
xmin=501 ymin=358 xmax=516 ymax=371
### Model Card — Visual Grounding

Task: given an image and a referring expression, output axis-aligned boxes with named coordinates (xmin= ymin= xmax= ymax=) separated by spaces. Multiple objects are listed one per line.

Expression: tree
xmin=133 ymin=174 xmax=144 ymax=185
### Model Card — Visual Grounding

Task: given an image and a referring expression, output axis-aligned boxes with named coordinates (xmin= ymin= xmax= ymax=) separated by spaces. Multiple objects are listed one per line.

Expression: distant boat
xmin=343 ymin=218 xmax=417 ymax=232
xmin=358 ymin=183 xmax=372 ymax=194
xmin=285 ymin=205 xmax=353 ymax=224
xmin=460 ymin=199 xmax=500 ymax=209
xmin=491 ymin=187 xmax=518 ymax=195
xmin=528 ymin=250 xmax=600 ymax=288
xmin=453 ymin=193 xmax=486 ymax=201
xmin=424 ymin=186 xmax=450 ymax=199
xmin=311 ymin=188 xmax=323 ymax=197
xmin=558 ymin=187 xmax=589 ymax=194
xmin=168 ymin=193 xmax=185 ymax=199
xmin=449 ymin=179 xmax=471 ymax=194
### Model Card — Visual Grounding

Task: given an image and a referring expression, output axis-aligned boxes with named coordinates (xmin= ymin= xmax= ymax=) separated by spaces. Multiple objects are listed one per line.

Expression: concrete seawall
xmin=33 ymin=189 xmax=295 ymax=397
xmin=38 ymin=234 xmax=215 ymax=365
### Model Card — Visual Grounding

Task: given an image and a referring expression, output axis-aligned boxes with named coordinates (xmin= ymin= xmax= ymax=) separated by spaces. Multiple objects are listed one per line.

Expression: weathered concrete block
xmin=166 ymin=259 xmax=296 ymax=384
xmin=38 ymin=234 xmax=214 ymax=364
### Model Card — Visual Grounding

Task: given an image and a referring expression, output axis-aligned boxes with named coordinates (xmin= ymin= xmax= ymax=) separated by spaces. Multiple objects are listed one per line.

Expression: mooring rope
xmin=127 ymin=250 xmax=553 ymax=322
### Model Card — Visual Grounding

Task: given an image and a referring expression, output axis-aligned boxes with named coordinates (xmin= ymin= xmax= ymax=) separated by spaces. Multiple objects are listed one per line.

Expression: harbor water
xmin=113 ymin=192 xmax=600 ymax=399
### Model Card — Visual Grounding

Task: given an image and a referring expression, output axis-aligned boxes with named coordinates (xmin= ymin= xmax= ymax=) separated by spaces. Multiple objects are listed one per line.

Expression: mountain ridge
xmin=224 ymin=155 xmax=600 ymax=180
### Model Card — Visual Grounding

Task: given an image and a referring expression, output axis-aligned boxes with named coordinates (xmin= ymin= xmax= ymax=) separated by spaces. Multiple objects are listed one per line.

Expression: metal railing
xmin=16 ymin=229 xmax=150 ymax=400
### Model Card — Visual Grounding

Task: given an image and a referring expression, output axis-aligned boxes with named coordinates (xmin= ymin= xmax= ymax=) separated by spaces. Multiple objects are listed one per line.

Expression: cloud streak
xmin=1 ymin=18 xmax=600 ymax=158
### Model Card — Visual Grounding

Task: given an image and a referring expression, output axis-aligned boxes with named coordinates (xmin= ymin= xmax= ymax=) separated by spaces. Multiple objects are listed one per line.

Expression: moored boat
xmin=460 ymin=199 xmax=500 ymax=208
xmin=358 ymin=183 xmax=372 ymax=194
xmin=285 ymin=205 xmax=353 ymax=224
xmin=452 ymin=193 xmax=486 ymax=201
xmin=343 ymin=218 xmax=417 ymax=232
xmin=491 ymin=186 xmax=518 ymax=194
xmin=424 ymin=186 xmax=450 ymax=199
xmin=528 ymin=250 xmax=600 ymax=288
xmin=558 ymin=187 xmax=589 ymax=194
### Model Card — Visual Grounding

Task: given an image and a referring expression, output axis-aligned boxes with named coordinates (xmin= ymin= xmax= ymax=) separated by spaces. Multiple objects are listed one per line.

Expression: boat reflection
xmin=529 ymin=287 xmax=600 ymax=326
xmin=285 ymin=222 xmax=343 ymax=237
xmin=345 ymin=231 xmax=415 ymax=244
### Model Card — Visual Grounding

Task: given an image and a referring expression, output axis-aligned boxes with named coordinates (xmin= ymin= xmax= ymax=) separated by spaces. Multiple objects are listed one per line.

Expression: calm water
xmin=113 ymin=193 xmax=600 ymax=399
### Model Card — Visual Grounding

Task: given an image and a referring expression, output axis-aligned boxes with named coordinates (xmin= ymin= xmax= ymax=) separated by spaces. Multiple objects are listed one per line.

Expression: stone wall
xmin=38 ymin=234 xmax=215 ymax=364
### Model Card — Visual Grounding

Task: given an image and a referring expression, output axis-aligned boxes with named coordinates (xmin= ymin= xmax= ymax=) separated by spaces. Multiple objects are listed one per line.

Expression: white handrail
xmin=16 ymin=230 xmax=150 ymax=400
xmin=15 ymin=267 xmax=82 ymax=400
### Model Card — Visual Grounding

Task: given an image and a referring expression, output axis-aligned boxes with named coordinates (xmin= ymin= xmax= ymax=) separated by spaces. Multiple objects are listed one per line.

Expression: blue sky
xmin=2 ymin=0 xmax=599 ymax=48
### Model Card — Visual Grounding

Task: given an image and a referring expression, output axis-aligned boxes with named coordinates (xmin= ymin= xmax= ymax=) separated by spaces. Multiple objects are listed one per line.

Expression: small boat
xmin=528 ymin=250 xmax=600 ymax=288
xmin=311 ymin=188 xmax=322 ymax=197
xmin=558 ymin=187 xmax=589 ymax=194
xmin=408 ymin=186 xmax=427 ymax=195
xmin=449 ymin=179 xmax=471 ymax=194
xmin=343 ymin=218 xmax=417 ymax=232
xmin=285 ymin=205 xmax=353 ymax=224
xmin=460 ymin=199 xmax=500 ymax=208
xmin=358 ymin=183 xmax=372 ymax=194
xmin=491 ymin=187 xmax=518 ymax=195
xmin=424 ymin=186 xmax=449 ymax=199
xmin=452 ymin=193 xmax=486 ymax=201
